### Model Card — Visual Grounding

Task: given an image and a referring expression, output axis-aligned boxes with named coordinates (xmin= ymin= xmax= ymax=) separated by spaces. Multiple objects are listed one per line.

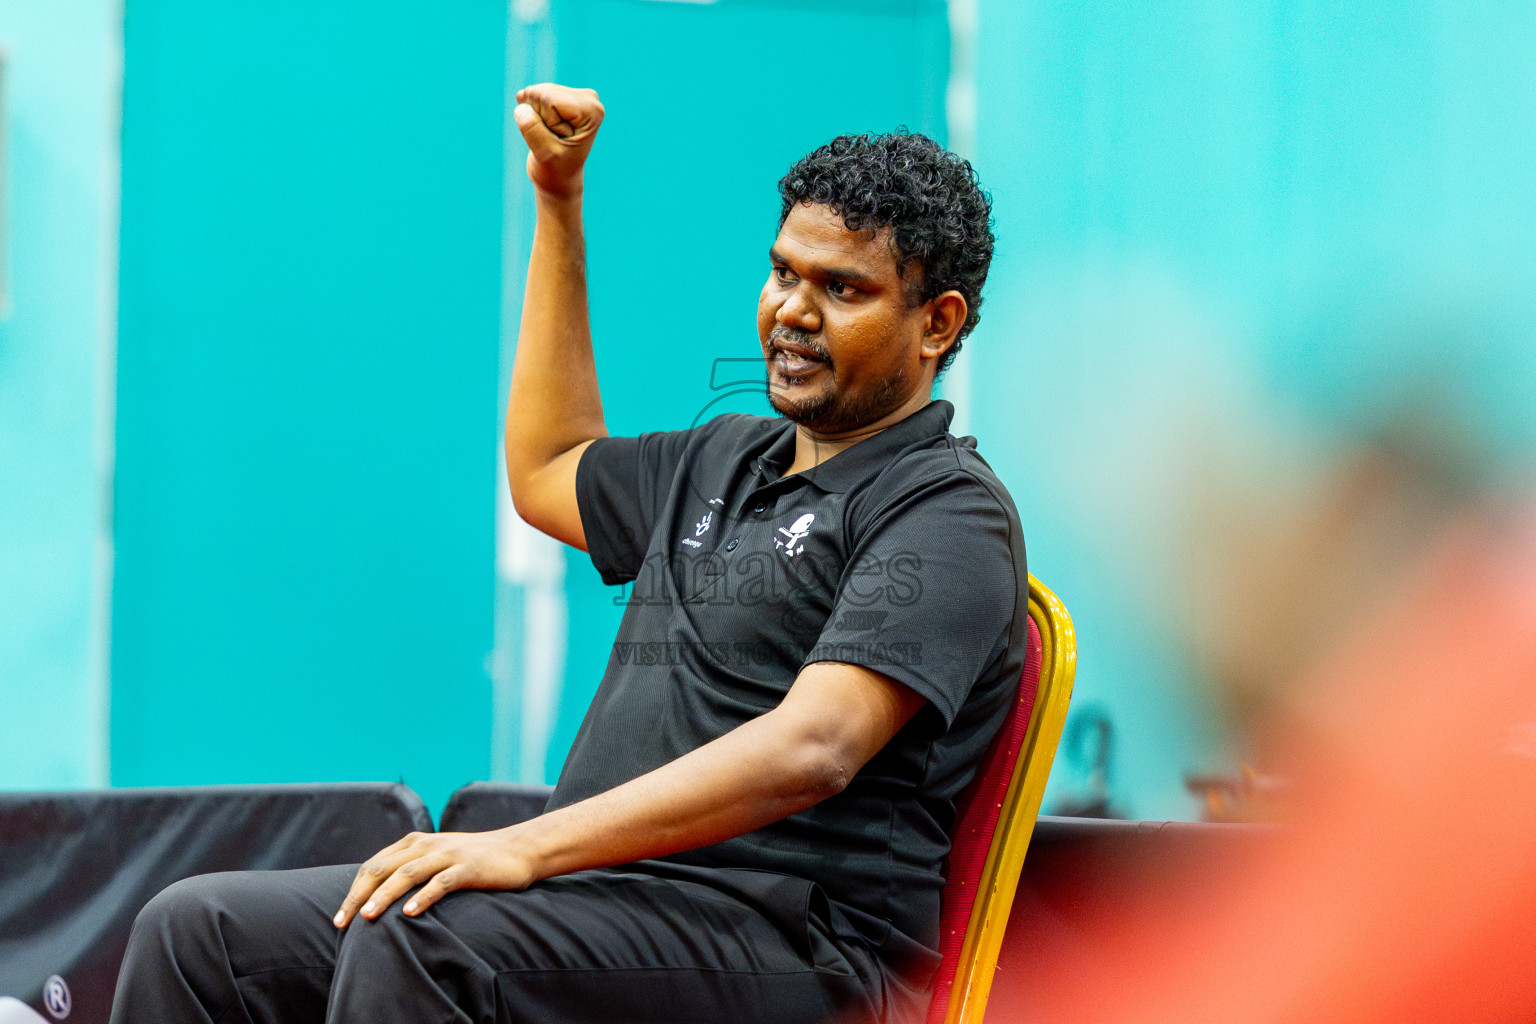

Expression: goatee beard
xmin=768 ymin=363 xmax=913 ymax=434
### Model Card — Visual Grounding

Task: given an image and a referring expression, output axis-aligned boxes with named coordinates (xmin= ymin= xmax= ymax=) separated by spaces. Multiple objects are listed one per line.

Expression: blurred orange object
xmin=993 ymin=505 xmax=1536 ymax=1024
xmin=1183 ymin=763 xmax=1292 ymax=823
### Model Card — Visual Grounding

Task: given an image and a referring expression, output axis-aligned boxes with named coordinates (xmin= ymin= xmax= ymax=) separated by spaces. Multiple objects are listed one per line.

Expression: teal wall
xmin=111 ymin=1 xmax=507 ymax=813
xmin=522 ymin=0 xmax=952 ymax=782
xmin=14 ymin=0 xmax=1536 ymax=824
xmin=0 ymin=0 xmax=120 ymax=789
xmin=971 ymin=0 xmax=1536 ymax=817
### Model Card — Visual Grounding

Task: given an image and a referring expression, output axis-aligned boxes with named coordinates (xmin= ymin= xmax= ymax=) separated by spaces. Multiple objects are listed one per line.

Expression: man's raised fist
xmin=513 ymin=83 xmax=604 ymax=199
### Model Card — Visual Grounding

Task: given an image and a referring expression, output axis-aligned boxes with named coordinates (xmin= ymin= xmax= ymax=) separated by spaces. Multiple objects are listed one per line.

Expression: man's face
xmin=757 ymin=202 xmax=934 ymax=434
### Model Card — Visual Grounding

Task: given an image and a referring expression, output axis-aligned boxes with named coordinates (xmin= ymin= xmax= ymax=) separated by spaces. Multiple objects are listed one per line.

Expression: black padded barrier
xmin=439 ymin=781 xmax=553 ymax=832
xmin=0 ymin=783 xmax=431 ymax=1024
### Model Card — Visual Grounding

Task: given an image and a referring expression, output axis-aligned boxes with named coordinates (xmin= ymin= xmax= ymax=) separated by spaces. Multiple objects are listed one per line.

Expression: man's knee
xmin=335 ymin=901 xmax=435 ymax=965
xmin=327 ymin=902 xmax=501 ymax=1022
xmin=130 ymin=872 xmax=252 ymax=959
xmin=134 ymin=873 xmax=219 ymax=934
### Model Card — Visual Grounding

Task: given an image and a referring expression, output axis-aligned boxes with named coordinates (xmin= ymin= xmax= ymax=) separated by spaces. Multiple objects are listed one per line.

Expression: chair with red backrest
xmin=926 ymin=574 xmax=1077 ymax=1024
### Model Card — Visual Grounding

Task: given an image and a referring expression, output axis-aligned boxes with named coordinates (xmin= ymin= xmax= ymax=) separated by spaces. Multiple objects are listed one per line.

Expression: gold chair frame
xmin=941 ymin=574 xmax=1078 ymax=1024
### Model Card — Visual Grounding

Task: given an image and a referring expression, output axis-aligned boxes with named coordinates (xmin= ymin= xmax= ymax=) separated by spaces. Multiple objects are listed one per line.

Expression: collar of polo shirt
xmin=753 ymin=400 xmax=958 ymax=493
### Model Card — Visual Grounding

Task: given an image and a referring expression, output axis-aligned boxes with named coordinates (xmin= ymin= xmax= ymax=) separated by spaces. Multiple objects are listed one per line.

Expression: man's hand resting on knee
xmin=334 ymin=830 xmax=539 ymax=926
xmin=333 ymin=660 xmax=924 ymax=926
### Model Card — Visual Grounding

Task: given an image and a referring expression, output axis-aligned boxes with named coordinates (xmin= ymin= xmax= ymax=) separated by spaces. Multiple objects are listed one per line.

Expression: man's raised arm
xmin=504 ymin=83 xmax=608 ymax=551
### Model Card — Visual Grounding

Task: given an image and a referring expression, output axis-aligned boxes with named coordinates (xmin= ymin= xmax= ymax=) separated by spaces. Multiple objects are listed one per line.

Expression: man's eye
xmin=827 ymin=280 xmax=852 ymax=296
xmin=773 ymin=266 xmax=795 ymax=284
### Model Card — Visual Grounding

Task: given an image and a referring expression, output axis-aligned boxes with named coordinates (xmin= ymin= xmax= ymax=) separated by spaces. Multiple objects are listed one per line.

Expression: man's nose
xmin=776 ymin=283 xmax=821 ymax=334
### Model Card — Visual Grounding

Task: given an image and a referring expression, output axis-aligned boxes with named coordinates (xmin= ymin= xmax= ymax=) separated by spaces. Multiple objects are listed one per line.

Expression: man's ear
xmin=921 ymin=291 xmax=968 ymax=364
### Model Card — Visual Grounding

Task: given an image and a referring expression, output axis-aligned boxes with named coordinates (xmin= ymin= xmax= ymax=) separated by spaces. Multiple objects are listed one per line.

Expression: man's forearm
xmin=503 ymin=661 xmax=924 ymax=881
xmin=507 ymin=705 xmax=845 ymax=881
xmin=335 ymin=662 xmax=921 ymax=925
xmin=505 ymin=190 xmax=608 ymax=486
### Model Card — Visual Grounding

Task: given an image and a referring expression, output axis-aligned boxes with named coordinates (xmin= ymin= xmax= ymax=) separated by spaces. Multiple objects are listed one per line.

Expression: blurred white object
xmin=0 ymin=997 xmax=49 ymax=1024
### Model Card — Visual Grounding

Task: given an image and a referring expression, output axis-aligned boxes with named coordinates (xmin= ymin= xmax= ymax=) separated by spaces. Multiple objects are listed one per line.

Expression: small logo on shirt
xmin=695 ymin=512 xmax=713 ymax=537
xmin=774 ymin=513 xmax=816 ymax=557
xmin=834 ymin=610 xmax=888 ymax=632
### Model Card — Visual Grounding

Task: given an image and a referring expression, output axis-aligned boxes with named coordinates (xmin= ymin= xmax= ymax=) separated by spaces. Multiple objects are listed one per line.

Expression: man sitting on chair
xmin=110 ymin=83 xmax=1027 ymax=1024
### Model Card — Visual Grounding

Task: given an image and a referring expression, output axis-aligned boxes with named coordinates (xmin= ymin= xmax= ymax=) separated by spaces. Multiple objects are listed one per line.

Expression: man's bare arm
xmin=504 ymin=83 xmax=608 ymax=550
xmin=334 ymin=662 xmax=927 ymax=925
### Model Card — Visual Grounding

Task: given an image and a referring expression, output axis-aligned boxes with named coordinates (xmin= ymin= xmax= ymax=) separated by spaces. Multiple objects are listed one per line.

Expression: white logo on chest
xmin=682 ymin=503 xmax=720 ymax=549
xmin=775 ymin=512 xmax=816 ymax=557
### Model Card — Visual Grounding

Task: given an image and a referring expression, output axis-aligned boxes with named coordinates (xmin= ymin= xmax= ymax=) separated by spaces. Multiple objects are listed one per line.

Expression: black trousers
xmin=108 ymin=862 xmax=917 ymax=1024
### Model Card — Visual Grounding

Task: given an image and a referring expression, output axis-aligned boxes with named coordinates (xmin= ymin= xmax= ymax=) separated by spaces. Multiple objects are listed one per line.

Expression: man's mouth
xmin=768 ymin=332 xmax=829 ymax=377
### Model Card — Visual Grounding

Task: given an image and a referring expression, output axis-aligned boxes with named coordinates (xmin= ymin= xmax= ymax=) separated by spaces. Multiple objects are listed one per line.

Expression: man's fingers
xmin=514 ymin=103 xmax=565 ymax=160
xmin=351 ymin=852 xmax=452 ymax=923
xmin=335 ymin=860 xmax=396 ymax=927
xmin=547 ymin=94 xmax=601 ymax=139
xmin=512 ymin=102 xmax=544 ymax=142
xmin=402 ymin=866 xmax=465 ymax=917
xmin=519 ymin=97 xmax=580 ymax=142
xmin=532 ymin=94 xmax=578 ymax=138
xmin=334 ymin=833 xmax=424 ymax=928
xmin=516 ymin=84 xmax=602 ymax=142
xmin=519 ymin=86 xmax=562 ymax=132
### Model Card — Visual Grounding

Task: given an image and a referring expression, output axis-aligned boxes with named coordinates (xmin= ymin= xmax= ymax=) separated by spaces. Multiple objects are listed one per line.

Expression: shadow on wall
xmin=989 ymin=260 xmax=1518 ymax=821
xmin=1185 ymin=365 xmax=1496 ymax=750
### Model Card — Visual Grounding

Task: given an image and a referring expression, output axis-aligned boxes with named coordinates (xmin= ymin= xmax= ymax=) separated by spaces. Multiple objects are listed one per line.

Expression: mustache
xmin=767 ymin=326 xmax=831 ymax=363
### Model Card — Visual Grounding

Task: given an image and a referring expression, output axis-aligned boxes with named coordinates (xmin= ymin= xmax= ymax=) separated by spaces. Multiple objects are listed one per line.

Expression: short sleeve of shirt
xmin=807 ymin=468 xmax=1022 ymax=728
xmin=575 ymin=429 xmax=696 ymax=585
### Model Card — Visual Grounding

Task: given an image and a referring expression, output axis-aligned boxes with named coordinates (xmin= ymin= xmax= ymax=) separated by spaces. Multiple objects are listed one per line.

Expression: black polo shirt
xmin=551 ymin=398 xmax=1028 ymax=974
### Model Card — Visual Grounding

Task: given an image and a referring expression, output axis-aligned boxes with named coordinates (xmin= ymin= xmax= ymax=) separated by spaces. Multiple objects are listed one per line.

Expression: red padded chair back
xmin=925 ymin=615 xmax=1044 ymax=1024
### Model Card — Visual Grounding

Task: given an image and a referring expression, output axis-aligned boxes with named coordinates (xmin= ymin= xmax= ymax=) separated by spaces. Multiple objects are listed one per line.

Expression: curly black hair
xmin=777 ymin=130 xmax=994 ymax=374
